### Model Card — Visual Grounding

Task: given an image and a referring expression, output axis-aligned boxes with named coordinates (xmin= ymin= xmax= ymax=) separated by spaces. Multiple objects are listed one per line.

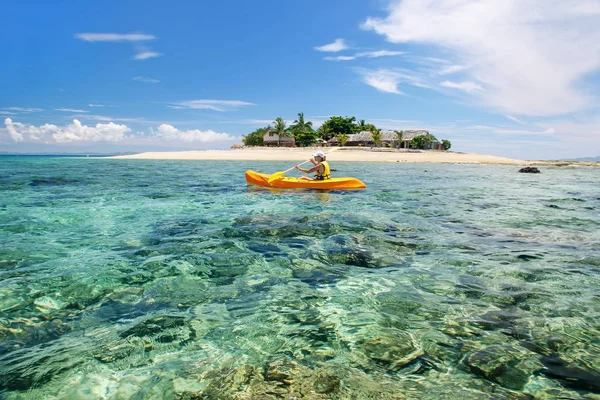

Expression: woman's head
xmin=313 ymin=151 xmax=326 ymax=161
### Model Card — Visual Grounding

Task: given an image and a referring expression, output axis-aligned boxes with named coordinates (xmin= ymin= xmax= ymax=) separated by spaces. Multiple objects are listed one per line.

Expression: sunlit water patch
xmin=0 ymin=156 xmax=599 ymax=399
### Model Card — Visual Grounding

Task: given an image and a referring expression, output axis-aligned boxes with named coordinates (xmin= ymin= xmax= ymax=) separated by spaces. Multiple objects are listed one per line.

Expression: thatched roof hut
xmin=263 ymin=131 xmax=295 ymax=147
xmin=345 ymin=130 xmax=431 ymax=148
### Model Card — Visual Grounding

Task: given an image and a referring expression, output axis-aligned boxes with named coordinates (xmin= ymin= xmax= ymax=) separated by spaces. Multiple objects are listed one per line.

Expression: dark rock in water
xmin=463 ymin=345 xmax=541 ymax=391
xmin=539 ymin=354 xmax=600 ymax=393
xmin=360 ymin=329 xmax=423 ymax=371
xmin=120 ymin=315 xmax=187 ymax=338
xmin=477 ymin=309 xmax=520 ymax=331
xmin=517 ymin=254 xmax=542 ymax=261
xmin=313 ymin=372 xmax=341 ymax=394
xmin=292 ymin=269 xmax=343 ymax=286
xmin=518 ymin=167 xmax=540 ymax=173
xmin=29 ymin=177 xmax=81 ymax=186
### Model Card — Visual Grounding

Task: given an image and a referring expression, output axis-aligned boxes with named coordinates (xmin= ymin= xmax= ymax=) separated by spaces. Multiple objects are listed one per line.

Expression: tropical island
xmin=240 ymin=113 xmax=451 ymax=150
xmin=113 ymin=113 xmax=599 ymax=166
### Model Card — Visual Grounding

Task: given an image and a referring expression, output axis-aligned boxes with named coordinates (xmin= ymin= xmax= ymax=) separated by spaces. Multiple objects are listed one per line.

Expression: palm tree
xmin=290 ymin=112 xmax=316 ymax=147
xmin=273 ymin=117 xmax=287 ymax=146
xmin=317 ymin=124 xmax=333 ymax=141
xmin=371 ymin=128 xmax=382 ymax=147
xmin=357 ymin=119 xmax=368 ymax=132
xmin=336 ymin=133 xmax=349 ymax=146
xmin=394 ymin=130 xmax=403 ymax=148
xmin=292 ymin=112 xmax=313 ymax=132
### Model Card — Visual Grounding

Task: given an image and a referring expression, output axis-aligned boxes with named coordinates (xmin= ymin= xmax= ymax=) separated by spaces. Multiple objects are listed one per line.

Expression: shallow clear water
xmin=0 ymin=156 xmax=599 ymax=399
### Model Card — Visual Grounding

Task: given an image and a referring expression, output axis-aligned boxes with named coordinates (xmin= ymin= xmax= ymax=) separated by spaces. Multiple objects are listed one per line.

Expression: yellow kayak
xmin=245 ymin=170 xmax=366 ymax=190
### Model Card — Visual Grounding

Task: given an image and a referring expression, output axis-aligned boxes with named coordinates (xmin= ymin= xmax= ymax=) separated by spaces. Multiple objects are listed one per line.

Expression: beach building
xmin=343 ymin=130 xmax=441 ymax=149
xmin=262 ymin=131 xmax=296 ymax=147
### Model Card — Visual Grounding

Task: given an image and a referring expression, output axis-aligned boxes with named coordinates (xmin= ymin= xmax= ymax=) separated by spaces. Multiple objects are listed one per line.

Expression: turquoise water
xmin=1 ymin=156 xmax=599 ymax=399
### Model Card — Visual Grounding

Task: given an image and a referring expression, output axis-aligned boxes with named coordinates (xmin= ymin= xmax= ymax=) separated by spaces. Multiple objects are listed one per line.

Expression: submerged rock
xmin=360 ymin=328 xmax=424 ymax=371
xmin=518 ymin=167 xmax=540 ymax=173
xmin=539 ymin=354 xmax=600 ymax=393
xmin=120 ymin=315 xmax=188 ymax=338
xmin=463 ymin=345 xmax=542 ymax=391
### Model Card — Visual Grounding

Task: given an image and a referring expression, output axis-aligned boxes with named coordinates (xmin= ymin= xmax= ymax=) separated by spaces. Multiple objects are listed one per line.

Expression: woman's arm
xmin=296 ymin=163 xmax=323 ymax=174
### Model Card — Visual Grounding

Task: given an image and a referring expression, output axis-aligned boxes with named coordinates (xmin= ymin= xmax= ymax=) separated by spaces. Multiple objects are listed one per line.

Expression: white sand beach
xmin=111 ymin=147 xmax=536 ymax=165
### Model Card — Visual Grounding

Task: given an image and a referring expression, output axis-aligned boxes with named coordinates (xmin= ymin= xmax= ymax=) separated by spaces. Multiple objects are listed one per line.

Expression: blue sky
xmin=1 ymin=0 xmax=599 ymax=159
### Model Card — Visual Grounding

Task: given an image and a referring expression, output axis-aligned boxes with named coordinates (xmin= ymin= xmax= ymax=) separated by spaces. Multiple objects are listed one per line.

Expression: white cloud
xmin=440 ymin=80 xmax=482 ymax=93
xmin=133 ymin=76 xmax=160 ymax=83
xmin=168 ymin=100 xmax=255 ymax=112
xmin=362 ymin=0 xmax=600 ymax=116
xmin=56 ymin=108 xmax=87 ymax=113
xmin=75 ymin=33 xmax=155 ymax=42
xmin=506 ymin=115 xmax=526 ymax=125
xmin=132 ymin=51 xmax=162 ymax=60
xmin=0 ymin=111 xmax=15 ymax=115
xmin=153 ymin=124 xmax=235 ymax=142
xmin=323 ymin=50 xmax=404 ymax=61
xmin=493 ymin=127 xmax=555 ymax=135
xmin=359 ymin=68 xmax=432 ymax=94
xmin=363 ymin=70 xmax=403 ymax=94
xmin=438 ymin=65 xmax=465 ymax=75
xmin=314 ymin=39 xmax=348 ymax=52
xmin=4 ymin=107 xmax=44 ymax=112
xmin=4 ymin=118 xmax=130 ymax=143
xmin=355 ymin=50 xmax=404 ymax=58
xmin=324 ymin=55 xmax=357 ymax=61
xmin=88 ymin=104 xmax=104 ymax=107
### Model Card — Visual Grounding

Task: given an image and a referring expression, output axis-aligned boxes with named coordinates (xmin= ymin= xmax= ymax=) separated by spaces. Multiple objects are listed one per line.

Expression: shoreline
xmin=108 ymin=147 xmax=600 ymax=166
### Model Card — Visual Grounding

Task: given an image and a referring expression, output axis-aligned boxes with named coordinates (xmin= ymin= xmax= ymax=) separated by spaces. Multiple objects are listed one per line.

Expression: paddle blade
xmin=267 ymin=171 xmax=285 ymax=183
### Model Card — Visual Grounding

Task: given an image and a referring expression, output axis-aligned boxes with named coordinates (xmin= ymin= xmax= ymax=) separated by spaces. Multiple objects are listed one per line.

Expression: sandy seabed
xmin=110 ymin=147 xmax=597 ymax=166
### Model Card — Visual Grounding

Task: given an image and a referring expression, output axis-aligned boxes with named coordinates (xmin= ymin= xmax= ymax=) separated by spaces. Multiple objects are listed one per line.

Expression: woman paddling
xmin=295 ymin=151 xmax=330 ymax=181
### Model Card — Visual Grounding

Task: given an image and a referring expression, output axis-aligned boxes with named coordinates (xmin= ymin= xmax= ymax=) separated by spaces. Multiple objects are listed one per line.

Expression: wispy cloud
xmin=440 ymin=80 xmax=482 ymax=93
xmin=324 ymin=55 xmax=357 ymax=61
xmin=133 ymin=76 xmax=160 ymax=84
xmin=438 ymin=65 xmax=465 ymax=75
xmin=152 ymin=124 xmax=236 ymax=143
xmin=80 ymin=115 xmax=156 ymax=124
xmin=362 ymin=70 xmax=404 ymax=94
xmin=324 ymin=49 xmax=404 ymax=61
xmin=168 ymin=100 xmax=256 ymax=112
xmin=355 ymin=50 xmax=404 ymax=58
xmin=56 ymin=108 xmax=87 ymax=113
xmin=76 ymin=32 xmax=161 ymax=61
xmin=361 ymin=0 xmax=600 ymax=116
xmin=314 ymin=39 xmax=348 ymax=52
xmin=506 ymin=115 xmax=526 ymax=125
xmin=88 ymin=104 xmax=104 ymax=107
xmin=4 ymin=107 xmax=44 ymax=112
xmin=359 ymin=68 xmax=432 ymax=94
xmin=74 ymin=33 xmax=155 ymax=42
xmin=132 ymin=51 xmax=162 ymax=60
xmin=494 ymin=128 xmax=555 ymax=135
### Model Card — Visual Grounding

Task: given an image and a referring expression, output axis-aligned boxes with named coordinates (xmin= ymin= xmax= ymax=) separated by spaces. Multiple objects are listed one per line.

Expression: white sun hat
xmin=313 ymin=151 xmax=325 ymax=158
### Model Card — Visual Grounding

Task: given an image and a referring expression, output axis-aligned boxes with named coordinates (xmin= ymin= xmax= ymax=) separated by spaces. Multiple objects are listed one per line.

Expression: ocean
xmin=0 ymin=156 xmax=599 ymax=399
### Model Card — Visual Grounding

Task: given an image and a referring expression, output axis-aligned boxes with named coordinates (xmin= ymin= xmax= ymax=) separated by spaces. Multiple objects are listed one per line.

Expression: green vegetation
xmin=241 ymin=113 xmax=452 ymax=150
xmin=336 ymin=134 xmax=349 ymax=146
xmin=242 ymin=126 xmax=270 ymax=146
xmin=394 ymin=130 xmax=403 ymax=148
xmin=410 ymin=135 xmax=432 ymax=149
xmin=290 ymin=112 xmax=317 ymax=147
xmin=371 ymin=128 xmax=382 ymax=147
xmin=320 ymin=116 xmax=358 ymax=138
